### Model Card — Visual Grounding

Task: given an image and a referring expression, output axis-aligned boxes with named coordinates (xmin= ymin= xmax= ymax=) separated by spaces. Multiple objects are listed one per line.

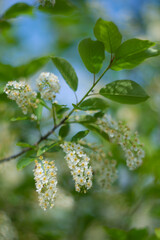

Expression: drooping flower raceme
xmin=97 ymin=115 xmax=145 ymax=170
xmin=60 ymin=142 xmax=93 ymax=193
xmin=79 ymin=140 xmax=118 ymax=190
xmin=4 ymin=80 xmax=38 ymax=120
xmin=36 ymin=72 xmax=60 ymax=102
xmin=33 ymin=157 xmax=58 ymax=211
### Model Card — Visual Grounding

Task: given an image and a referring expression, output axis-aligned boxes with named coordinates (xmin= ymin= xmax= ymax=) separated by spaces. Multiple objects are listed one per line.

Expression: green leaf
xmin=17 ymin=157 xmax=36 ymax=170
xmin=0 ymin=57 xmax=49 ymax=82
xmin=52 ymin=57 xmax=78 ymax=91
xmin=78 ymin=38 xmax=105 ymax=73
xmin=35 ymin=103 xmax=43 ymax=121
xmin=16 ymin=142 xmax=35 ymax=149
xmin=83 ymin=124 xmax=109 ymax=141
xmin=3 ymin=3 xmax=33 ymax=20
xmin=59 ymin=124 xmax=70 ymax=138
xmin=71 ymin=130 xmax=89 ymax=142
xmin=39 ymin=99 xmax=51 ymax=111
xmin=99 ymin=80 xmax=149 ymax=104
xmin=94 ymin=18 xmax=122 ymax=53
xmin=79 ymin=97 xmax=108 ymax=111
xmin=111 ymin=39 xmax=156 ymax=70
xmin=37 ymin=142 xmax=60 ymax=156
xmin=39 ymin=0 xmax=76 ymax=15
xmin=155 ymin=229 xmax=160 ymax=239
xmin=11 ymin=116 xmax=29 ymax=121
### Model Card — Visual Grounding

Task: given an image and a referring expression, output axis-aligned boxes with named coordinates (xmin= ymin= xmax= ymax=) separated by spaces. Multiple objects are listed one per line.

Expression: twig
xmin=0 ymin=61 xmax=112 ymax=164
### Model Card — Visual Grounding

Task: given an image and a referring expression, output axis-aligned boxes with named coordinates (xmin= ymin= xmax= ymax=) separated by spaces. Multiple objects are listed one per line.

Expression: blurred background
xmin=0 ymin=0 xmax=160 ymax=239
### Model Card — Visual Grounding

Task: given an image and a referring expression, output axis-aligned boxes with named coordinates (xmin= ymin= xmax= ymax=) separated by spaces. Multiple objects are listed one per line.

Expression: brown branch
xmin=0 ymin=116 xmax=68 ymax=164
xmin=0 ymin=61 xmax=112 ymax=164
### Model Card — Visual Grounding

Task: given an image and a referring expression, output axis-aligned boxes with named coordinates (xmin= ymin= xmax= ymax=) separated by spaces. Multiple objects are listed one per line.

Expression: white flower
xmin=61 ymin=142 xmax=93 ymax=193
xmin=97 ymin=114 xmax=145 ymax=170
xmin=36 ymin=72 xmax=60 ymax=102
xmin=4 ymin=80 xmax=38 ymax=119
xmin=33 ymin=157 xmax=58 ymax=211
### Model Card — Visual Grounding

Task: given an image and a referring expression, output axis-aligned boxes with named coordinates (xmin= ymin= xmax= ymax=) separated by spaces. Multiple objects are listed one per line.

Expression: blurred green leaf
xmin=111 ymin=39 xmax=157 ymax=70
xmin=11 ymin=116 xmax=29 ymax=121
xmin=83 ymin=123 xmax=109 ymax=141
xmin=0 ymin=56 xmax=49 ymax=82
xmin=35 ymin=103 xmax=43 ymax=121
xmin=99 ymin=80 xmax=149 ymax=104
xmin=16 ymin=142 xmax=35 ymax=149
xmin=37 ymin=141 xmax=60 ymax=156
xmin=52 ymin=57 xmax=78 ymax=91
xmin=38 ymin=0 xmax=76 ymax=15
xmin=94 ymin=18 xmax=122 ymax=53
xmin=17 ymin=156 xmax=36 ymax=170
xmin=155 ymin=229 xmax=160 ymax=239
xmin=2 ymin=3 xmax=33 ymax=20
xmin=78 ymin=38 xmax=105 ymax=73
xmin=71 ymin=130 xmax=89 ymax=142
xmin=59 ymin=124 xmax=70 ymax=138
xmin=79 ymin=97 xmax=108 ymax=111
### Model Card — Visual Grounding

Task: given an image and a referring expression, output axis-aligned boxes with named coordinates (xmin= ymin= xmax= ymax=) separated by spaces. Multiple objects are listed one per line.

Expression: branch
xmin=0 ymin=61 xmax=112 ymax=164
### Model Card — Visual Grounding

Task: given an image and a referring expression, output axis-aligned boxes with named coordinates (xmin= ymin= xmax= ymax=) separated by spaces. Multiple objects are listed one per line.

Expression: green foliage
xmin=78 ymin=38 xmax=105 ymax=73
xmin=16 ymin=142 xmax=35 ymax=149
xmin=105 ymin=227 xmax=158 ymax=240
xmin=71 ymin=130 xmax=89 ymax=142
xmin=99 ymin=80 xmax=149 ymax=104
xmin=59 ymin=124 xmax=70 ymax=138
xmin=37 ymin=142 xmax=61 ymax=156
xmin=79 ymin=97 xmax=108 ymax=111
xmin=94 ymin=18 xmax=122 ymax=53
xmin=83 ymin=123 xmax=109 ymax=141
xmin=38 ymin=0 xmax=76 ymax=15
xmin=17 ymin=156 xmax=36 ymax=170
xmin=111 ymin=39 xmax=157 ymax=70
xmin=52 ymin=57 xmax=78 ymax=91
xmin=2 ymin=3 xmax=33 ymax=20
xmin=0 ymin=57 xmax=49 ymax=82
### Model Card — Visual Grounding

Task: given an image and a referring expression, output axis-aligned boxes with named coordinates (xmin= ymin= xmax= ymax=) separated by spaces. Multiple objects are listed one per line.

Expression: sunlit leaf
xmin=78 ymin=38 xmax=105 ymax=73
xmin=111 ymin=39 xmax=158 ymax=70
xmin=94 ymin=18 xmax=122 ymax=53
xmin=99 ymin=80 xmax=149 ymax=104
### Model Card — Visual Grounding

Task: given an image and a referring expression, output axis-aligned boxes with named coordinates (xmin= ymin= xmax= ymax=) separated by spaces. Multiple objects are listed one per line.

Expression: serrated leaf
xmin=78 ymin=38 xmax=105 ymax=73
xmin=52 ymin=57 xmax=78 ymax=91
xmin=79 ymin=97 xmax=108 ymax=111
xmin=17 ymin=157 xmax=36 ymax=170
xmin=111 ymin=39 xmax=156 ymax=70
xmin=94 ymin=18 xmax=122 ymax=53
xmin=71 ymin=130 xmax=89 ymax=142
xmin=37 ymin=142 xmax=60 ymax=156
xmin=59 ymin=124 xmax=70 ymax=138
xmin=99 ymin=80 xmax=149 ymax=104
xmin=3 ymin=3 xmax=33 ymax=20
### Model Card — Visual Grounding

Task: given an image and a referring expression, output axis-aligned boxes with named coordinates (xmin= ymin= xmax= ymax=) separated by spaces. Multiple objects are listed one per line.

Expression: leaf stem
xmin=0 ymin=60 xmax=112 ymax=164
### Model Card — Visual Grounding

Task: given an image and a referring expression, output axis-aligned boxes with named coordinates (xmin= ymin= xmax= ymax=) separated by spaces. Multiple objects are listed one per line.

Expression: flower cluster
xmin=80 ymin=140 xmax=118 ymax=190
xmin=97 ymin=115 xmax=145 ymax=170
xmin=36 ymin=72 xmax=60 ymax=102
xmin=60 ymin=142 xmax=93 ymax=193
xmin=4 ymin=80 xmax=38 ymax=120
xmin=38 ymin=0 xmax=56 ymax=7
xmin=33 ymin=157 xmax=58 ymax=211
